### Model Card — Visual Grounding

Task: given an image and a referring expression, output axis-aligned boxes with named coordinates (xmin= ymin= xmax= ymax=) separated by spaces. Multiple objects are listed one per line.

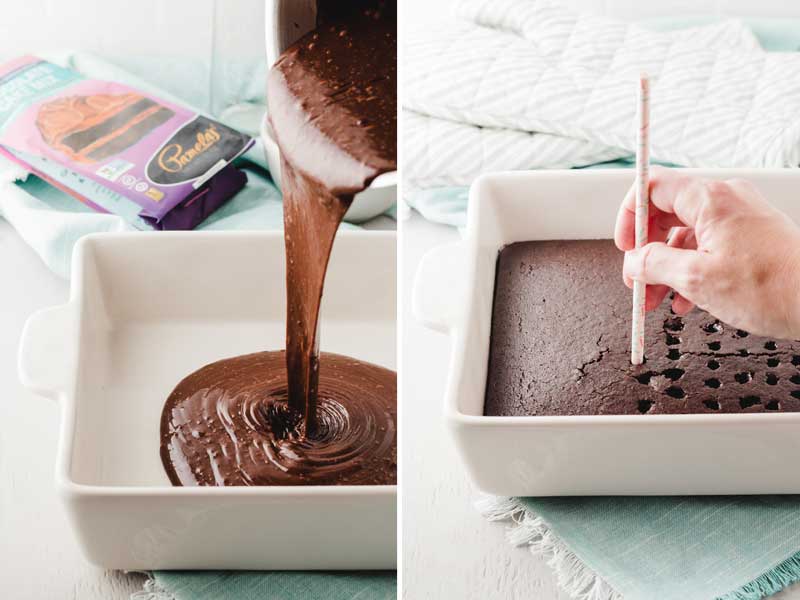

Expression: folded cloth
xmin=402 ymin=10 xmax=757 ymax=190
xmin=480 ymin=496 xmax=800 ymax=600
xmin=404 ymin=14 xmax=800 ymax=226
xmin=403 ymin=110 xmax=628 ymax=190
xmin=138 ymin=571 xmax=396 ymax=600
xmin=403 ymin=0 xmax=800 ymax=193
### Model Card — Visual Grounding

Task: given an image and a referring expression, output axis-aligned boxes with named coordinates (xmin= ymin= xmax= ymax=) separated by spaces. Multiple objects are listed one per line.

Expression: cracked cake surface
xmin=484 ymin=240 xmax=800 ymax=416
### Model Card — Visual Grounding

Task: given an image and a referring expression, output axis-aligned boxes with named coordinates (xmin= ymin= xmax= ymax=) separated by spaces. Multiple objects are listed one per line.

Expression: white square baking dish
xmin=413 ymin=169 xmax=800 ymax=497
xmin=18 ymin=231 xmax=396 ymax=570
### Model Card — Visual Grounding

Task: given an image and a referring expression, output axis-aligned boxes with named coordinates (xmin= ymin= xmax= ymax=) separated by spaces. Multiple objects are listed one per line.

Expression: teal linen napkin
xmin=482 ymin=496 xmax=800 ymax=600
xmin=143 ymin=571 xmax=396 ymax=600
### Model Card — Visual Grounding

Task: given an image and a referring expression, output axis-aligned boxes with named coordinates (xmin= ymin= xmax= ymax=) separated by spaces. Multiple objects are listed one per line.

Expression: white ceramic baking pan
xmin=414 ymin=169 xmax=800 ymax=497
xmin=18 ymin=231 xmax=396 ymax=570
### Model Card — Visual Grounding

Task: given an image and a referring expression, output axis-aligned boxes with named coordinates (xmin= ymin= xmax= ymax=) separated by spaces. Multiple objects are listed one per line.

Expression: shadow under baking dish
xmin=19 ymin=231 xmax=397 ymax=570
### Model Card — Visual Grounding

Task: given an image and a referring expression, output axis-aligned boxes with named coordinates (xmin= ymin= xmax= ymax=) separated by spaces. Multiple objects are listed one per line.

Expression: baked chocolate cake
xmin=484 ymin=240 xmax=800 ymax=416
xmin=37 ymin=93 xmax=174 ymax=163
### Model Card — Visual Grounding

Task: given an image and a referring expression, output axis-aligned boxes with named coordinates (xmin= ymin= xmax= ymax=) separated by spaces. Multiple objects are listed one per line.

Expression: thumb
xmin=624 ymin=242 xmax=708 ymax=300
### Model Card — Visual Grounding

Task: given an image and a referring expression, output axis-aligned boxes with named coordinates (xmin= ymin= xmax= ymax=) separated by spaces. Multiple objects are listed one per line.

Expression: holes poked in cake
xmin=631 ymin=364 xmax=690 ymax=402
xmin=625 ymin=309 xmax=792 ymax=411
xmin=665 ymin=386 xmax=685 ymax=399
xmin=637 ymin=400 xmax=654 ymax=414
xmin=662 ymin=368 xmax=685 ymax=381
xmin=664 ymin=317 xmax=684 ymax=332
xmin=635 ymin=369 xmax=683 ymax=386
xmin=739 ymin=395 xmax=761 ymax=409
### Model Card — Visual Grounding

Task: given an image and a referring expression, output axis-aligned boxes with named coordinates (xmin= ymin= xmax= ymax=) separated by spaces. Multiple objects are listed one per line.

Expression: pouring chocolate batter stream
xmin=159 ymin=2 xmax=397 ymax=486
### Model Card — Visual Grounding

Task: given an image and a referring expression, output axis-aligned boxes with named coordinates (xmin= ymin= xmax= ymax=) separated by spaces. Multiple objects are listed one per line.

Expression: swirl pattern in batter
xmin=160 ymin=351 xmax=396 ymax=486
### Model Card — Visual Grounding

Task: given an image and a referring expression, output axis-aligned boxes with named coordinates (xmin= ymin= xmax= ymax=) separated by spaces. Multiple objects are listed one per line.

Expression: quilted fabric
xmin=403 ymin=110 xmax=627 ymax=189
xmin=403 ymin=0 xmax=800 ymax=189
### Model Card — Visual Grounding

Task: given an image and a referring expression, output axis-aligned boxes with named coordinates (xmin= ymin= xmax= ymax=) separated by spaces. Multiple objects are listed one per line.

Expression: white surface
xmin=401 ymin=210 xmax=800 ymax=599
xmin=18 ymin=232 xmax=396 ymax=570
xmin=403 ymin=0 xmax=800 ymax=24
xmin=0 ymin=0 xmax=266 ymax=114
xmin=401 ymin=213 xmax=571 ymax=599
xmin=0 ymin=221 xmax=146 ymax=598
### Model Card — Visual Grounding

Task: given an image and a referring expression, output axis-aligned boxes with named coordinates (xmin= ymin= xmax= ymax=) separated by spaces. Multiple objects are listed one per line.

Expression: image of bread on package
xmin=35 ymin=93 xmax=175 ymax=163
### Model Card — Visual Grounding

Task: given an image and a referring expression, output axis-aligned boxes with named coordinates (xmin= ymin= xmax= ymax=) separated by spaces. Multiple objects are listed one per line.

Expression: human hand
xmin=614 ymin=167 xmax=800 ymax=340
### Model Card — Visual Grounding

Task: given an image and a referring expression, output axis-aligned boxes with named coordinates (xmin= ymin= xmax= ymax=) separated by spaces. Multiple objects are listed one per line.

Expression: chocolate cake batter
xmin=160 ymin=2 xmax=397 ymax=486
xmin=160 ymin=351 xmax=395 ymax=486
xmin=485 ymin=240 xmax=800 ymax=416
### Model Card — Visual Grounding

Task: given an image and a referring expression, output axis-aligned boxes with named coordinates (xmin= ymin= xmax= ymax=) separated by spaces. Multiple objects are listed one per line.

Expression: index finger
xmin=614 ymin=167 xmax=707 ymax=251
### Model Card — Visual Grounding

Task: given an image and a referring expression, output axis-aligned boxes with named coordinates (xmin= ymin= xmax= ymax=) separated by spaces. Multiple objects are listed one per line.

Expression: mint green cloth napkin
xmin=497 ymin=496 xmax=800 ymax=600
xmin=147 ymin=571 xmax=396 ymax=600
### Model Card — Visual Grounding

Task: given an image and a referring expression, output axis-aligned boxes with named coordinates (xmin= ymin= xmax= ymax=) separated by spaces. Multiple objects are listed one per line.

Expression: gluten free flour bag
xmin=0 ymin=56 xmax=254 ymax=229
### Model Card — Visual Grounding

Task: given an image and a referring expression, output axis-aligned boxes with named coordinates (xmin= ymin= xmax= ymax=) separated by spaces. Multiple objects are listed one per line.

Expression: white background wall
xmin=0 ymin=0 xmax=267 ymax=113
xmin=0 ymin=0 xmax=265 ymax=62
xmin=404 ymin=0 xmax=800 ymax=27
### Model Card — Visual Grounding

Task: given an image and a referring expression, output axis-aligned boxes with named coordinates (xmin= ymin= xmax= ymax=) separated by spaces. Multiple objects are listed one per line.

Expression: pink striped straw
xmin=631 ymin=74 xmax=650 ymax=365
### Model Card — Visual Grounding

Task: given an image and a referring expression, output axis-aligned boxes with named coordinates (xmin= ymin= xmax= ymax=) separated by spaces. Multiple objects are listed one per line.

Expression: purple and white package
xmin=0 ymin=56 xmax=254 ymax=230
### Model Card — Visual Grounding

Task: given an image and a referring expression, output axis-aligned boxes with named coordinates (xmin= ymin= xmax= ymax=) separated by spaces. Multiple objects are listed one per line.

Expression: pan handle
xmin=412 ymin=242 xmax=465 ymax=334
xmin=18 ymin=304 xmax=76 ymax=401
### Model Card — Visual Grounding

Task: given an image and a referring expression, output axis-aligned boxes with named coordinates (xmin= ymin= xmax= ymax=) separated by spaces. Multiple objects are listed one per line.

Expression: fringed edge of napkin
xmin=479 ymin=496 xmax=800 ymax=600
xmin=130 ymin=574 xmax=176 ymax=600
xmin=477 ymin=496 xmax=622 ymax=600
xmin=716 ymin=551 xmax=800 ymax=600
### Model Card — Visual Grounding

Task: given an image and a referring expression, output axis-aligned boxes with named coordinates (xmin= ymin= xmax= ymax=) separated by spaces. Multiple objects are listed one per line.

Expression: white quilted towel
xmin=403 ymin=110 xmax=629 ymax=189
xmin=403 ymin=0 xmax=800 ymax=189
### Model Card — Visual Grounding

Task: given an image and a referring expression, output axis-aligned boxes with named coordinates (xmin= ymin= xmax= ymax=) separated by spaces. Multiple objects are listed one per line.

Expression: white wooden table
xmin=0 ymin=219 xmax=145 ymax=599
xmin=400 ymin=213 xmax=571 ymax=600
xmin=400 ymin=212 xmax=800 ymax=600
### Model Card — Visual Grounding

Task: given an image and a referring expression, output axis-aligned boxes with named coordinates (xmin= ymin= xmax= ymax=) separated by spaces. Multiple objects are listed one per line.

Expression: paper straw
xmin=631 ymin=74 xmax=650 ymax=365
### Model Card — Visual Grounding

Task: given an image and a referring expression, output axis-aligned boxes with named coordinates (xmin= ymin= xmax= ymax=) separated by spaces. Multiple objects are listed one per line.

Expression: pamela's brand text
xmin=157 ymin=124 xmax=221 ymax=173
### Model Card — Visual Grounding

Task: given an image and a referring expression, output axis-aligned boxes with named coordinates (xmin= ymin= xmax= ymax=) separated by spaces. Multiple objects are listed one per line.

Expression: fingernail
xmin=623 ymin=249 xmax=640 ymax=279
